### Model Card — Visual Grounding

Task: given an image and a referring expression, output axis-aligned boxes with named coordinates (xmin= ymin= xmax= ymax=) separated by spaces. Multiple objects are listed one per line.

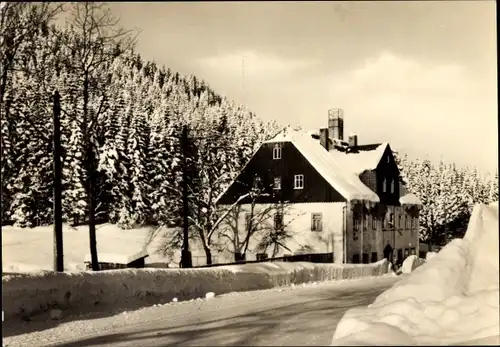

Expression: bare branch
xmin=207 ymin=192 xmax=250 ymax=239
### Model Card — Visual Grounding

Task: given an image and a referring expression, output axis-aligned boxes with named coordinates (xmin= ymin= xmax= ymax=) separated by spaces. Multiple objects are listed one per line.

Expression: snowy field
xmin=331 ymin=202 xmax=500 ymax=346
xmin=2 ymin=223 xmax=173 ymax=273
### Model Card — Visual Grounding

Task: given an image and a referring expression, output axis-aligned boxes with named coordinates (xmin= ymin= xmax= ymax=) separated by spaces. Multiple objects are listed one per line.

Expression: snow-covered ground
xmin=1 ymin=223 xmax=174 ymax=273
xmin=2 ymin=275 xmax=400 ymax=347
xmin=3 ymin=258 xmax=389 ymax=322
xmin=331 ymin=202 xmax=500 ymax=345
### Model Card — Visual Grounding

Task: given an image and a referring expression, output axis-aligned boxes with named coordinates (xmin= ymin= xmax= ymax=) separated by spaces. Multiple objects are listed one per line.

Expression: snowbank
xmin=401 ymin=254 xmax=425 ymax=274
xmin=331 ymin=203 xmax=500 ymax=345
xmin=2 ymin=259 xmax=388 ymax=320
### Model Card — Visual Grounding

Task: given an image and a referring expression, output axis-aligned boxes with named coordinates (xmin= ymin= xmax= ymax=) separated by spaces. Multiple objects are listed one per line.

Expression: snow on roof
xmin=84 ymin=249 xmax=149 ymax=265
xmin=328 ymin=143 xmax=388 ymax=175
xmin=399 ymin=193 xmax=422 ymax=206
xmin=306 ymin=129 xmax=320 ymax=137
xmin=265 ymin=129 xmax=380 ymax=202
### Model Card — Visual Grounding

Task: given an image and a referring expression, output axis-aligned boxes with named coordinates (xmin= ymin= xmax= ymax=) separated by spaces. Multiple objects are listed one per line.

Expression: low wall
xmin=2 ymin=259 xmax=388 ymax=320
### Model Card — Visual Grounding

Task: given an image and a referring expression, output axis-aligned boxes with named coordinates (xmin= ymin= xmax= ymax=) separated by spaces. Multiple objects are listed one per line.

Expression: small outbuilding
xmin=84 ymin=250 xmax=149 ymax=270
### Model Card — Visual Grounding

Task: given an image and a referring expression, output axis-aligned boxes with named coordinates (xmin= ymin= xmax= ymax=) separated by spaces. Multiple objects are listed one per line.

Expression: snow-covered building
xmin=216 ymin=109 xmax=422 ymax=264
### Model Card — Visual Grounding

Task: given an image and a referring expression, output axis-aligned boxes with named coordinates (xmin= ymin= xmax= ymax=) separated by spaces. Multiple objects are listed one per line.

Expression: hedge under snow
xmin=331 ymin=202 xmax=500 ymax=346
xmin=2 ymin=259 xmax=388 ymax=320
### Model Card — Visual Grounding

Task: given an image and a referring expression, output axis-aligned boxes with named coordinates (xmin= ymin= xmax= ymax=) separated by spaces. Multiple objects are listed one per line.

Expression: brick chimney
xmin=328 ymin=108 xmax=344 ymax=141
xmin=319 ymin=128 xmax=329 ymax=150
xmin=348 ymin=134 xmax=358 ymax=147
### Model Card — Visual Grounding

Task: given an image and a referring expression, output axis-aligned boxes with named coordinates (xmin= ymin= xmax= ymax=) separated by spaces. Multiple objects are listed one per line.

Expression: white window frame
xmin=273 ymin=176 xmax=281 ymax=190
xmin=294 ymin=174 xmax=304 ymax=189
xmin=273 ymin=143 xmax=282 ymax=159
xmin=311 ymin=213 xmax=322 ymax=231
xmin=363 ymin=215 xmax=368 ymax=230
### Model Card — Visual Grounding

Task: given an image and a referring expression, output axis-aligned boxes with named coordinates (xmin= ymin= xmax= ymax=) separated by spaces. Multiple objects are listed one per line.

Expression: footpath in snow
xmin=331 ymin=202 xmax=500 ymax=346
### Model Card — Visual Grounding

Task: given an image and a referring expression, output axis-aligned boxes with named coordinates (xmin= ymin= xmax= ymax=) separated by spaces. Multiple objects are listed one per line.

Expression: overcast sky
xmin=109 ymin=1 xmax=497 ymax=175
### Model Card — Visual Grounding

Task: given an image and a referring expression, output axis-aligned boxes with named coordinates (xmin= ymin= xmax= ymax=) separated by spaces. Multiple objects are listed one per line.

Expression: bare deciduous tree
xmin=220 ymin=174 xmax=302 ymax=260
xmin=58 ymin=2 xmax=138 ymax=270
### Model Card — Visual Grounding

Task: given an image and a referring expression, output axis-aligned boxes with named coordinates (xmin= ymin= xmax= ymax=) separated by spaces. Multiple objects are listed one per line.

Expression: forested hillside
xmin=0 ymin=3 xmax=280 ymax=232
xmin=1 ymin=3 xmax=497 ymax=263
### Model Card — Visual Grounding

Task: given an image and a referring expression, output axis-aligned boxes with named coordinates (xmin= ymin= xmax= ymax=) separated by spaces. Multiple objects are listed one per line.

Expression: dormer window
xmin=386 ymin=155 xmax=390 ymax=163
xmin=273 ymin=143 xmax=282 ymax=159
xmin=390 ymin=179 xmax=395 ymax=193
xmin=383 ymin=178 xmax=388 ymax=193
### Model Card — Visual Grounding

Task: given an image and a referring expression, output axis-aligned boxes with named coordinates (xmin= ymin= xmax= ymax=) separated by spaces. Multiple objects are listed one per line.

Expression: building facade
xmin=216 ymin=110 xmax=422 ymax=264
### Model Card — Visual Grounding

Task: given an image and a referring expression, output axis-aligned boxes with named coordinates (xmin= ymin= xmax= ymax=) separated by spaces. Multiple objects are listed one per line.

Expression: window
xmin=273 ymin=176 xmax=281 ymax=190
xmin=273 ymin=143 xmax=282 ymax=159
xmin=410 ymin=248 xmax=416 ymax=256
xmin=274 ymin=213 xmax=284 ymax=231
xmin=354 ymin=218 xmax=360 ymax=232
xmin=294 ymin=174 xmax=304 ymax=189
xmin=382 ymin=178 xmax=387 ymax=193
xmin=372 ymin=216 xmax=377 ymax=230
xmin=389 ymin=213 xmax=394 ymax=226
xmin=363 ymin=215 xmax=368 ymax=230
xmin=362 ymin=253 xmax=369 ymax=264
xmin=390 ymin=179 xmax=395 ymax=193
xmin=398 ymin=215 xmax=402 ymax=229
xmin=254 ymin=176 xmax=262 ymax=188
xmin=311 ymin=213 xmax=322 ymax=231
xmin=387 ymin=155 xmax=390 ymax=163
xmin=397 ymin=249 xmax=403 ymax=264
xmin=371 ymin=252 xmax=378 ymax=262
xmin=245 ymin=213 xmax=252 ymax=230
xmin=256 ymin=253 xmax=268 ymax=261
xmin=412 ymin=217 xmax=418 ymax=229
xmin=405 ymin=215 xmax=410 ymax=229
xmin=352 ymin=254 xmax=360 ymax=264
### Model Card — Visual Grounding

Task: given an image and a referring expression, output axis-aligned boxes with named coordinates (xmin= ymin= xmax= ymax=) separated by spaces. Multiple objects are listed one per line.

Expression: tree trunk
xmin=88 ymin=151 xmax=99 ymax=271
xmin=234 ymin=252 xmax=246 ymax=262
xmin=204 ymin=246 xmax=212 ymax=265
xmin=84 ymin=72 xmax=99 ymax=271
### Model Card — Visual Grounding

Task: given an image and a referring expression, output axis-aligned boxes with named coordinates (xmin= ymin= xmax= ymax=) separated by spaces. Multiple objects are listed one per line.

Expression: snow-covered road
xmin=3 ymin=276 xmax=399 ymax=347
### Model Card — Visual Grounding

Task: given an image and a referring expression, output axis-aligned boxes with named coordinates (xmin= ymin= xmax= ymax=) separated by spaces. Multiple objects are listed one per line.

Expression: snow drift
xmin=331 ymin=202 xmax=500 ymax=345
xmin=401 ymin=254 xmax=425 ymax=274
xmin=2 ymin=259 xmax=388 ymax=320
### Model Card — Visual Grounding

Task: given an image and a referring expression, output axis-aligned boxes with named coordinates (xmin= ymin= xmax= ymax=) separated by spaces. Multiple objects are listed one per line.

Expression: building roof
xmin=84 ymin=249 xmax=149 ymax=265
xmin=400 ymin=193 xmax=423 ymax=206
xmin=265 ymin=129 xmax=380 ymax=203
xmin=328 ymin=142 xmax=389 ymax=175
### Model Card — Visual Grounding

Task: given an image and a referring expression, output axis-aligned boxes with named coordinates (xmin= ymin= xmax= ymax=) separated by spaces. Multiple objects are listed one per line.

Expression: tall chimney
xmin=319 ymin=128 xmax=329 ymax=150
xmin=348 ymin=134 xmax=358 ymax=147
xmin=328 ymin=108 xmax=344 ymax=141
